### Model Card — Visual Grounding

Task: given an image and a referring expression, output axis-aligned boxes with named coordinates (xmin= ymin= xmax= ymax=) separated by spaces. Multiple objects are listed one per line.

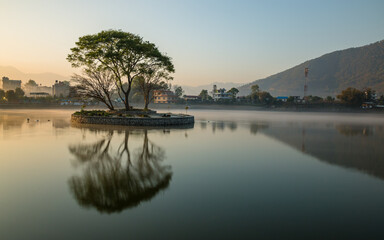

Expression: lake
xmin=1 ymin=109 xmax=384 ymax=240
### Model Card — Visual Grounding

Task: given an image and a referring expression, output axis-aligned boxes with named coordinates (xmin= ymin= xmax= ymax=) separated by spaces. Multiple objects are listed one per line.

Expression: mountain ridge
xmin=238 ymin=40 xmax=384 ymax=97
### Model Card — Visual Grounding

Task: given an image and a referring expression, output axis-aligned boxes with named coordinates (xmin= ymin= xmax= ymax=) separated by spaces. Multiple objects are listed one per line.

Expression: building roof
xmin=184 ymin=95 xmax=201 ymax=98
xmin=30 ymin=92 xmax=50 ymax=95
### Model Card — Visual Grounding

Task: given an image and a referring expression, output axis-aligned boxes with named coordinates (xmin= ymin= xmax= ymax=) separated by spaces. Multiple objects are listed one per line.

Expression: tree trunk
xmin=124 ymin=91 xmax=130 ymax=111
xmin=144 ymin=97 xmax=149 ymax=110
xmin=124 ymin=83 xmax=132 ymax=111
xmin=105 ymin=92 xmax=114 ymax=110
xmin=143 ymin=89 xmax=150 ymax=110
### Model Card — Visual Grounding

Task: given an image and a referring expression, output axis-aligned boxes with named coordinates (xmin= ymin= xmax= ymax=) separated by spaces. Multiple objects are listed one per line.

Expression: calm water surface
xmin=1 ymin=109 xmax=384 ymax=239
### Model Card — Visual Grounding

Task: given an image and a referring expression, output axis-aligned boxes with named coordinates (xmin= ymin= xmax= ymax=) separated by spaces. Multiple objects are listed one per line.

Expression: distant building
xmin=52 ymin=80 xmax=70 ymax=97
xmin=153 ymin=90 xmax=178 ymax=104
xmin=211 ymin=85 xmax=232 ymax=101
xmin=290 ymin=96 xmax=301 ymax=103
xmin=25 ymin=85 xmax=52 ymax=97
xmin=30 ymin=92 xmax=50 ymax=98
xmin=276 ymin=96 xmax=288 ymax=102
xmin=183 ymin=95 xmax=202 ymax=102
xmin=2 ymin=77 xmax=21 ymax=91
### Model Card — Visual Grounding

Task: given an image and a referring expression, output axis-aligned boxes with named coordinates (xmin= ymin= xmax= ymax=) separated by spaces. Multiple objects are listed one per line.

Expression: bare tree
xmin=134 ymin=65 xmax=173 ymax=110
xmin=72 ymin=68 xmax=116 ymax=110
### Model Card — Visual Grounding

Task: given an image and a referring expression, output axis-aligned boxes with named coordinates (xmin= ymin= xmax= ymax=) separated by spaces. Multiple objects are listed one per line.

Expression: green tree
xmin=5 ymin=90 xmax=17 ymax=102
xmin=250 ymin=84 xmax=260 ymax=102
xmin=15 ymin=88 xmax=25 ymax=99
xmin=0 ymin=89 xmax=5 ymax=101
xmin=337 ymin=87 xmax=364 ymax=106
xmin=251 ymin=84 xmax=260 ymax=94
xmin=134 ymin=64 xmax=172 ymax=110
xmin=25 ymin=79 xmax=38 ymax=89
xmin=378 ymin=95 xmax=384 ymax=105
xmin=325 ymin=96 xmax=334 ymax=102
xmin=227 ymin=87 xmax=239 ymax=99
xmin=174 ymin=85 xmax=184 ymax=98
xmin=67 ymin=30 xmax=174 ymax=111
xmin=199 ymin=89 xmax=209 ymax=101
xmin=258 ymin=91 xmax=273 ymax=104
xmin=287 ymin=96 xmax=295 ymax=103
xmin=307 ymin=95 xmax=323 ymax=103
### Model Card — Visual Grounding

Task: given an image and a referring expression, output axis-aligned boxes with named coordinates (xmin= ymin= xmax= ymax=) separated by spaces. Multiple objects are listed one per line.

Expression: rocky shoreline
xmin=71 ymin=109 xmax=195 ymax=126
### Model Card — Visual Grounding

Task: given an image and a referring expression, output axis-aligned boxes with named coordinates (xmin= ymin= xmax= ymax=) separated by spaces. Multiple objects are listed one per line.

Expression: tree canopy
xmin=0 ymin=89 xmax=5 ymax=101
xmin=173 ymin=85 xmax=184 ymax=98
xmin=25 ymin=80 xmax=38 ymax=88
xmin=67 ymin=30 xmax=174 ymax=110
xmin=337 ymin=87 xmax=364 ymax=106
xmin=199 ymin=89 xmax=210 ymax=101
xmin=133 ymin=65 xmax=172 ymax=110
xmin=5 ymin=90 xmax=17 ymax=102
xmin=227 ymin=87 xmax=239 ymax=99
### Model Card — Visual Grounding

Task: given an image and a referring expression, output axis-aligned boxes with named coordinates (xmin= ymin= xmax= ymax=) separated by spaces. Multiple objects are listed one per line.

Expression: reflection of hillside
xmin=68 ymin=129 xmax=172 ymax=214
xmin=260 ymin=123 xmax=384 ymax=180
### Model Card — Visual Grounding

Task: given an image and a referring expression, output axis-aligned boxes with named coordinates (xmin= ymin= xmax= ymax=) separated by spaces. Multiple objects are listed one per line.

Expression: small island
xmin=66 ymin=30 xmax=194 ymax=127
xmin=71 ymin=109 xmax=194 ymax=126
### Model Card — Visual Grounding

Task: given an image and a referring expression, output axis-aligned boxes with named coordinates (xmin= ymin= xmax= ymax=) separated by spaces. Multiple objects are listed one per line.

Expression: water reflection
xmin=336 ymin=125 xmax=374 ymax=136
xmin=196 ymin=119 xmax=384 ymax=181
xmin=198 ymin=120 xmax=269 ymax=135
xmin=0 ymin=114 xmax=25 ymax=130
xmin=0 ymin=110 xmax=70 ymax=132
xmin=249 ymin=122 xmax=269 ymax=135
xmin=260 ymin=122 xmax=384 ymax=180
xmin=68 ymin=128 xmax=172 ymax=214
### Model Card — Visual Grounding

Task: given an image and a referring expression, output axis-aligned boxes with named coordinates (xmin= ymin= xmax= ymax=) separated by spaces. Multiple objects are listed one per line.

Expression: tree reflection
xmin=250 ymin=122 xmax=269 ymax=135
xmin=68 ymin=129 xmax=172 ymax=214
xmin=336 ymin=125 xmax=373 ymax=136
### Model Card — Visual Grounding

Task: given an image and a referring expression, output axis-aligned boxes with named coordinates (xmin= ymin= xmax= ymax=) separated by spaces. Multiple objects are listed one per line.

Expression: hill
xmin=238 ymin=40 xmax=384 ymax=97
xmin=0 ymin=66 xmax=68 ymax=86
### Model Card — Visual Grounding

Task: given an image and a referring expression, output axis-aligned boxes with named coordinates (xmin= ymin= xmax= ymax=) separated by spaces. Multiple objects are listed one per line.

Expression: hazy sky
xmin=1 ymin=0 xmax=384 ymax=86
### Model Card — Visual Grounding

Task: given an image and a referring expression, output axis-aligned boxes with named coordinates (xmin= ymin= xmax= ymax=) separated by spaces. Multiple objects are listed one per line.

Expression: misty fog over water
xmin=1 ymin=109 xmax=384 ymax=240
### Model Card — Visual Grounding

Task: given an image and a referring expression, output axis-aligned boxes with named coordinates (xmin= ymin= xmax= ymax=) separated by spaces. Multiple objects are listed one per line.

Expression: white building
xmin=52 ymin=80 xmax=70 ymax=97
xmin=2 ymin=77 xmax=21 ymax=91
xmin=211 ymin=85 xmax=232 ymax=101
xmin=25 ymin=85 xmax=52 ymax=97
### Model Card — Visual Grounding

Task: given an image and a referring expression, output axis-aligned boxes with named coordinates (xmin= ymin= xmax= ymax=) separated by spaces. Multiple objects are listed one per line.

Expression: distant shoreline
xmin=150 ymin=103 xmax=384 ymax=114
xmin=1 ymin=102 xmax=384 ymax=114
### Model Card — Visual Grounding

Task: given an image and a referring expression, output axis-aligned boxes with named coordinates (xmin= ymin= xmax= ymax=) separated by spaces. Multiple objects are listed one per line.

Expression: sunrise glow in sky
xmin=1 ymin=0 xmax=384 ymax=86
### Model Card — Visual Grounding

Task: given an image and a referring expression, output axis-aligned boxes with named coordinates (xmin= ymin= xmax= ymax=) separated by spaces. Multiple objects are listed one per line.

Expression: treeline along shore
xmin=2 ymin=102 xmax=384 ymax=114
